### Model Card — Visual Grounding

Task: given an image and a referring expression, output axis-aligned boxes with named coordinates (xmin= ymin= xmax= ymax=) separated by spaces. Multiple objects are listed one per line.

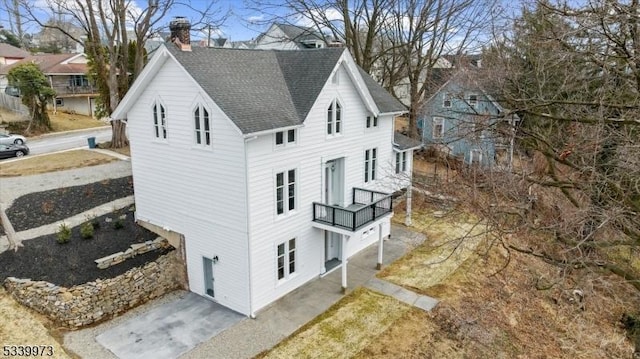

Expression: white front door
xmin=325 ymin=231 xmax=342 ymax=261
xmin=324 ymin=159 xmax=343 ymax=206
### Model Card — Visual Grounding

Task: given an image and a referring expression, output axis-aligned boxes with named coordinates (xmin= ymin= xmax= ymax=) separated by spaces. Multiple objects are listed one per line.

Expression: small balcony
xmin=54 ymin=85 xmax=99 ymax=96
xmin=313 ymin=188 xmax=392 ymax=232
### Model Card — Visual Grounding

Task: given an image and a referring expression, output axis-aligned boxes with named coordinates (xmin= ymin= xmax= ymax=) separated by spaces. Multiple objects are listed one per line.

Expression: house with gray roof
xmin=110 ymin=20 xmax=419 ymax=317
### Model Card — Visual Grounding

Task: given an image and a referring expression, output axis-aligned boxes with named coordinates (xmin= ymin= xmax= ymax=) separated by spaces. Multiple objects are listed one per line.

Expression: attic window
xmin=468 ymin=94 xmax=478 ymax=107
xmin=443 ymin=93 xmax=452 ymax=108
xmin=332 ymin=71 xmax=339 ymax=85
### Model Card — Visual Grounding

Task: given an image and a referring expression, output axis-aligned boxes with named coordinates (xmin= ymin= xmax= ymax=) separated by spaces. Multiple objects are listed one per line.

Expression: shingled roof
xmin=0 ymin=53 xmax=85 ymax=75
xmin=0 ymin=43 xmax=29 ymax=59
xmin=167 ymin=45 xmax=406 ymax=134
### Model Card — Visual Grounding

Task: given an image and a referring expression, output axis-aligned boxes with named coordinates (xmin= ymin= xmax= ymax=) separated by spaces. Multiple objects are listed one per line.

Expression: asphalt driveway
xmin=95 ymin=292 xmax=244 ymax=359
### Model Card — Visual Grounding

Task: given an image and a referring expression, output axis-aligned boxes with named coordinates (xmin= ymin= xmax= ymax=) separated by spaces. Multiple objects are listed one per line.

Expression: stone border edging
xmin=95 ymin=237 xmax=167 ymax=269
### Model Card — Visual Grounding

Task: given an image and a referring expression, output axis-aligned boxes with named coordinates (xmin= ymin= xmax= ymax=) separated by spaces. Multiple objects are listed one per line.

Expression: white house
xmin=255 ymin=22 xmax=335 ymax=50
xmin=110 ymin=21 xmax=421 ymax=317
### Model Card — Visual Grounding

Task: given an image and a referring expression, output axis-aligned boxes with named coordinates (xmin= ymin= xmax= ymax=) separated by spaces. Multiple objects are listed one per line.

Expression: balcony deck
xmin=312 ymin=188 xmax=392 ymax=232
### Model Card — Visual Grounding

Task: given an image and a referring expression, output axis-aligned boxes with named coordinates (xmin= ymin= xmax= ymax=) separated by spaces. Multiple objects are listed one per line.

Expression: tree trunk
xmin=110 ymin=120 xmax=128 ymax=148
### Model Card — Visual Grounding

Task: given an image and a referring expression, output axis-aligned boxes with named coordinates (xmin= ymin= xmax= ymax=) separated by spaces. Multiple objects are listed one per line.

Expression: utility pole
xmin=207 ymin=24 xmax=211 ymax=47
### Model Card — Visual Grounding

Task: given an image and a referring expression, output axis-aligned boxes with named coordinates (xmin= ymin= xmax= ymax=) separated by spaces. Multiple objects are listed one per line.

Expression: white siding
xmin=246 ymin=63 xmax=396 ymax=311
xmin=255 ymin=26 xmax=301 ymax=50
xmin=126 ymin=59 xmax=251 ymax=315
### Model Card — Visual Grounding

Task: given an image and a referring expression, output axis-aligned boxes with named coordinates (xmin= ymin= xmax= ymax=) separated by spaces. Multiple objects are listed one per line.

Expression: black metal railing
xmin=313 ymin=188 xmax=392 ymax=231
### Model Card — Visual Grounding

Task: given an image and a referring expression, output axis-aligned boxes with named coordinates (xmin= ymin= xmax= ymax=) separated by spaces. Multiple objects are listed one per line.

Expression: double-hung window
xmin=276 ymin=129 xmax=296 ymax=147
xmin=194 ymin=105 xmax=211 ymax=146
xmin=432 ymin=117 xmax=445 ymax=139
xmin=153 ymin=102 xmax=167 ymax=139
xmin=327 ymin=99 xmax=342 ymax=135
xmin=364 ymin=148 xmax=377 ymax=182
xmin=276 ymin=169 xmax=296 ymax=216
xmin=395 ymin=151 xmax=407 ymax=173
xmin=443 ymin=93 xmax=452 ymax=108
xmin=277 ymin=238 xmax=296 ymax=280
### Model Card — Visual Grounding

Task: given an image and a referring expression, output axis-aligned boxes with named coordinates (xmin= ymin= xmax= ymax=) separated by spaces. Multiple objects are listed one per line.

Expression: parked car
xmin=0 ymin=144 xmax=29 ymax=159
xmin=0 ymin=133 xmax=27 ymax=145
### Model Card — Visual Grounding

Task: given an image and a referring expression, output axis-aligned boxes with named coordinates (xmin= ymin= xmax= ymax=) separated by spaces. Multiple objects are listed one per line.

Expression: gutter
xmin=242 ymin=124 xmax=304 ymax=139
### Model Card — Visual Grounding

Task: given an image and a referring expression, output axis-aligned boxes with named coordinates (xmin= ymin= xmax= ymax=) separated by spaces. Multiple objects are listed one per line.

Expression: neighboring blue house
xmin=418 ymin=66 xmax=518 ymax=168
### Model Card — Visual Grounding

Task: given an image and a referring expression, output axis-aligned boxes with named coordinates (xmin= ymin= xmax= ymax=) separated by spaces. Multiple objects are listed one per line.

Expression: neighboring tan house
xmin=0 ymin=53 xmax=98 ymax=117
xmin=0 ymin=43 xmax=30 ymax=93
xmin=418 ymin=62 xmax=519 ymax=167
xmin=255 ymin=22 xmax=337 ymax=50
xmin=110 ymin=21 xmax=420 ymax=317
xmin=0 ymin=43 xmax=29 ymax=66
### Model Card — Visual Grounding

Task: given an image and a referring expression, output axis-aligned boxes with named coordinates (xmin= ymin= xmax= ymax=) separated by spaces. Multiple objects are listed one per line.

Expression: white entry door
xmin=203 ymin=257 xmax=215 ymax=299
xmin=325 ymin=231 xmax=342 ymax=261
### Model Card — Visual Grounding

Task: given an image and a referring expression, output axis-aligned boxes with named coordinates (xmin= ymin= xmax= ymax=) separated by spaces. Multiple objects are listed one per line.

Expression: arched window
xmin=327 ymin=99 xmax=342 ymax=136
xmin=153 ymin=101 xmax=166 ymax=139
xmin=194 ymin=104 xmax=211 ymax=146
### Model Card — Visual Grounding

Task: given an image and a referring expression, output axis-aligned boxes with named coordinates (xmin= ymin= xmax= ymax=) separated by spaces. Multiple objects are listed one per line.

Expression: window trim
xmin=432 ymin=117 xmax=445 ymax=140
xmin=276 ymin=238 xmax=297 ymax=282
xmin=364 ymin=148 xmax=377 ymax=183
xmin=366 ymin=115 xmax=378 ymax=129
xmin=275 ymin=169 xmax=297 ymax=217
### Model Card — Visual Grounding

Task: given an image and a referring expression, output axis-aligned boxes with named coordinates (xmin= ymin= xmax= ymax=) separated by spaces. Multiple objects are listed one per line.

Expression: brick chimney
xmin=169 ymin=16 xmax=192 ymax=51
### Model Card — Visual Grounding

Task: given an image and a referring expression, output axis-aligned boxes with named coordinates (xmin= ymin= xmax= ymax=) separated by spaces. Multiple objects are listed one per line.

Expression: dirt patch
xmin=0 ymin=149 xmax=118 ymax=177
xmin=0 ymin=288 xmax=71 ymax=359
xmin=0 ymin=210 xmax=169 ymax=287
xmin=97 ymin=141 xmax=130 ymax=157
xmin=7 ymin=176 xmax=133 ymax=231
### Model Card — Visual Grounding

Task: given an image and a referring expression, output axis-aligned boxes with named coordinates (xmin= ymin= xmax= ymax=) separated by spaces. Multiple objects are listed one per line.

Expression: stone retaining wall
xmin=95 ymin=237 xmax=167 ymax=269
xmin=4 ymin=250 xmax=184 ymax=328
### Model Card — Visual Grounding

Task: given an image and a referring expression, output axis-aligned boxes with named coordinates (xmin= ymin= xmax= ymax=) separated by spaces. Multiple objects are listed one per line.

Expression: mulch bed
xmin=7 ymin=176 xmax=134 ymax=232
xmin=0 ymin=210 xmax=171 ymax=287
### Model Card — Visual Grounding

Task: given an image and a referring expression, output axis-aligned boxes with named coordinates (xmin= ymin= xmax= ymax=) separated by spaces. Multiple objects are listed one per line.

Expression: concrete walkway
xmin=63 ymin=224 xmax=436 ymax=359
xmin=0 ymin=160 xmax=132 ymax=206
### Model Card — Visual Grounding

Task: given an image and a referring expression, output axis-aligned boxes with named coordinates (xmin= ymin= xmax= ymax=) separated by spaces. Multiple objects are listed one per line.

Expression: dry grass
xmin=49 ymin=111 xmax=105 ymax=132
xmin=383 ymin=208 xmax=486 ymax=292
xmin=0 ymin=149 xmax=118 ymax=177
xmin=258 ymin=288 xmax=411 ymax=359
xmin=362 ymin=207 xmax=640 ymax=358
xmin=0 ymin=288 xmax=70 ymax=359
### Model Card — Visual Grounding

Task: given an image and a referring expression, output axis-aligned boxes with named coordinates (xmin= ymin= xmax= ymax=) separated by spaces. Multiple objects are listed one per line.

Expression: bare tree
xmin=16 ymin=0 xmax=227 ymax=147
xmin=248 ymin=0 xmax=497 ymax=139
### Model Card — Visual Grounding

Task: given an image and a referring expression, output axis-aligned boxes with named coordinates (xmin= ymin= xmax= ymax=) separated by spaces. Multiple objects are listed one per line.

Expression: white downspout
xmin=244 ymin=136 xmax=255 ymax=318
xmin=405 ymin=150 xmax=413 ymax=227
